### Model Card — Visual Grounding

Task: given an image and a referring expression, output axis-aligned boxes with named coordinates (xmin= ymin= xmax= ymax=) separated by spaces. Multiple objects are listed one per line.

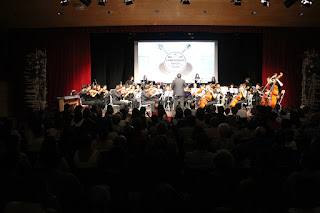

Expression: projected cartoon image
xmin=158 ymin=44 xmax=193 ymax=75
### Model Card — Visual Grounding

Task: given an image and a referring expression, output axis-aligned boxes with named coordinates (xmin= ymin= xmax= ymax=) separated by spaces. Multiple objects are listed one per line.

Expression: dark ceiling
xmin=1 ymin=0 xmax=320 ymax=28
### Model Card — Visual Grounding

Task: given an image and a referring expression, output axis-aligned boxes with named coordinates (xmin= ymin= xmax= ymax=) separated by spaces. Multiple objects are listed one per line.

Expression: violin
xmin=197 ymin=88 xmax=204 ymax=94
xmin=88 ymin=89 xmax=98 ymax=97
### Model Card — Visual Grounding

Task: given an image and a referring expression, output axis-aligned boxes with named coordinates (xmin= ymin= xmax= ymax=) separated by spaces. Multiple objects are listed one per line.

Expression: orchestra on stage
xmin=76 ymin=73 xmax=285 ymax=112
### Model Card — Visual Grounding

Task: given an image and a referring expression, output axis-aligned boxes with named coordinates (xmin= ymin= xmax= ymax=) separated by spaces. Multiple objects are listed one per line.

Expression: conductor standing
xmin=172 ymin=73 xmax=187 ymax=109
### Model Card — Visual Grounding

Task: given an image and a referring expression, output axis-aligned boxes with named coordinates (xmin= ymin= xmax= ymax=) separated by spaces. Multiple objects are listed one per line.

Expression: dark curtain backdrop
xmin=91 ymin=32 xmax=262 ymax=89
xmin=9 ymin=30 xmax=91 ymax=116
xmin=90 ymin=34 xmax=134 ymax=88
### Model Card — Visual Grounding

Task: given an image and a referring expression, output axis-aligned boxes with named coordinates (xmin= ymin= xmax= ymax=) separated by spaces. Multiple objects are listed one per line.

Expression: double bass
xmin=260 ymin=72 xmax=283 ymax=108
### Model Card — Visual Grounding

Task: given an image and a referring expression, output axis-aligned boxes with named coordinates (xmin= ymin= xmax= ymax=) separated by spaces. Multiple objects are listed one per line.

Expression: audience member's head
xmin=231 ymin=107 xmax=238 ymax=115
xmin=225 ymin=115 xmax=237 ymax=127
xmin=175 ymin=108 xmax=184 ymax=119
xmin=210 ymin=117 xmax=219 ymax=128
xmin=195 ymin=108 xmax=205 ymax=121
xmin=151 ymin=115 xmax=159 ymax=125
xmin=225 ymin=108 xmax=231 ymax=115
xmin=157 ymin=122 xmax=168 ymax=135
xmin=212 ymin=150 xmax=234 ymax=171
xmin=184 ymin=108 xmax=191 ymax=118
xmin=218 ymin=123 xmax=232 ymax=138
xmin=218 ymin=106 xmax=225 ymax=114
xmin=106 ymin=105 xmax=114 ymax=115
xmin=112 ymin=114 xmax=121 ymax=125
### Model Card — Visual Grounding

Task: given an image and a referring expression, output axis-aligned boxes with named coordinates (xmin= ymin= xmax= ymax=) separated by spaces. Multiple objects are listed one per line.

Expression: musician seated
xmin=141 ymin=85 xmax=155 ymax=112
xmin=111 ymin=85 xmax=129 ymax=110
xmin=238 ymin=84 xmax=247 ymax=103
xmin=123 ymin=85 xmax=138 ymax=108
xmin=162 ymin=85 xmax=173 ymax=109
xmin=208 ymin=76 xmax=217 ymax=85
xmin=190 ymin=83 xmax=198 ymax=96
xmin=204 ymin=84 xmax=219 ymax=108
xmin=155 ymin=84 xmax=164 ymax=97
xmin=78 ymin=85 xmax=102 ymax=107
xmin=252 ymin=83 xmax=262 ymax=106
xmin=125 ymin=76 xmax=134 ymax=86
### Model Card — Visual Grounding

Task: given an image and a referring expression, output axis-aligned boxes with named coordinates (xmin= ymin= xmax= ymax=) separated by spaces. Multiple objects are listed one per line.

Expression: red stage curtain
xmin=262 ymin=29 xmax=320 ymax=107
xmin=10 ymin=30 xmax=91 ymax=109
xmin=45 ymin=32 xmax=91 ymax=106
xmin=262 ymin=31 xmax=302 ymax=107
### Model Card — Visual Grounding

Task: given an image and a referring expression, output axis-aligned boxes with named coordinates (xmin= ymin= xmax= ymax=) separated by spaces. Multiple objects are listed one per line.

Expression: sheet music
xmin=220 ymin=86 xmax=228 ymax=95
xmin=229 ymin=88 xmax=238 ymax=94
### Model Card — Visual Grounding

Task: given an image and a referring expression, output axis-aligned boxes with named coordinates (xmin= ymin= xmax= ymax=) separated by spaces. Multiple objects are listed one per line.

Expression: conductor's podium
xmin=57 ymin=95 xmax=80 ymax=112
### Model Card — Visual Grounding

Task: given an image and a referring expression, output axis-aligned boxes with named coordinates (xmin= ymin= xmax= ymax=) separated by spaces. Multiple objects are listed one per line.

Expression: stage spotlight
xmin=80 ymin=0 xmax=91 ymax=6
xmin=284 ymin=0 xmax=297 ymax=8
xmin=181 ymin=0 xmax=190 ymax=4
xmin=261 ymin=0 xmax=270 ymax=6
xmin=301 ymin=0 xmax=312 ymax=7
xmin=232 ymin=0 xmax=242 ymax=6
xmin=98 ymin=0 xmax=107 ymax=5
xmin=60 ymin=0 xmax=69 ymax=6
xmin=124 ymin=0 xmax=133 ymax=5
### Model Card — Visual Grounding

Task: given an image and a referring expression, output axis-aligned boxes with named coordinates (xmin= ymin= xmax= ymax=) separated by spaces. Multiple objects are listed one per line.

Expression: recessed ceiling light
xmin=57 ymin=12 xmax=63 ymax=15
xmin=124 ymin=0 xmax=133 ymax=5
xmin=154 ymin=10 xmax=160 ymax=13
xmin=251 ymin=11 xmax=257 ymax=14
xmin=181 ymin=0 xmax=190 ymax=4
xmin=299 ymin=12 xmax=304 ymax=16
xmin=106 ymin=10 xmax=111 ymax=13
xmin=60 ymin=0 xmax=69 ymax=6
xmin=203 ymin=10 xmax=209 ymax=13
xmin=98 ymin=0 xmax=107 ymax=6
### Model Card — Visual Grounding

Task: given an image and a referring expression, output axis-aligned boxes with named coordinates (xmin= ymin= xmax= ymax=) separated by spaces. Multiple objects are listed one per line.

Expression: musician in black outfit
xmin=78 ymin=85 xmax=99 ymax=107
xmin=253 ymin=83 xmax=262 ymax=106
xmin=195 ymin=73 xmax=200 ymax=84
xmin=110 ymin=85 xmax=128 ymax=110
xmin=141 ymin=85 xmax=155 ymax=112
xmin=142 ymin=75 xmax=148 ymax=85
xmin=125 ymin=76 xmax=134 ymax=86
xmin=208 ymin=76 xmax=217 ymax=85
xmin=244 ymin=77 xmax=252 ymax=89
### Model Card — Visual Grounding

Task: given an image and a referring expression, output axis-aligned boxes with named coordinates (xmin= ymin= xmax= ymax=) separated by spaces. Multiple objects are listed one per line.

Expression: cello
xmin=229 ymin=84 xmax=246 ymax=107
xmin=229 ymin=92 xmax=243 ymax=107
xmin=198 ymin=85 xmax=218 ymax=108
xmin=198 ymin=91 xmax=213 ymax=108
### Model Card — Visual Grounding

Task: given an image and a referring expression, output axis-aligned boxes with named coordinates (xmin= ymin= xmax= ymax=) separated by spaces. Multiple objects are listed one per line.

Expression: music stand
xmin=279 ymin=90 xmax=285 ymax=107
